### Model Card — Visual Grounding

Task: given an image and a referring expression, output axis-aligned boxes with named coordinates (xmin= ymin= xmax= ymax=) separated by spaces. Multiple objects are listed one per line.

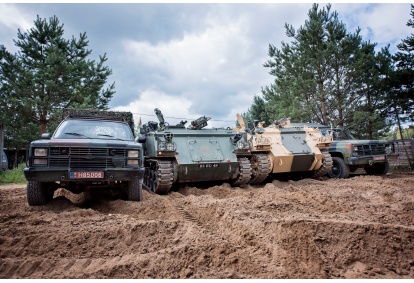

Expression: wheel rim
xmin=331 ymin=161 xmax=341 ymax=177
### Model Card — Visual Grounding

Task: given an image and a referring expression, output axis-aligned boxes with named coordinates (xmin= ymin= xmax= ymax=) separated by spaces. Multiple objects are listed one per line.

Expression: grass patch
xmin=0 ymin=163 xmax=27 ymax=184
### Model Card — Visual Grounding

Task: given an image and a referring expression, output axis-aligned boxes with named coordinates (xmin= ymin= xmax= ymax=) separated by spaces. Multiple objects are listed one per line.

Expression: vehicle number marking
xmin=70 ymin=171 xmax=104 ymax=179
xmin=199 ymin=163 xmax=219 ymax=168
xmin=373 ymin=155 xmax=385 ymax=161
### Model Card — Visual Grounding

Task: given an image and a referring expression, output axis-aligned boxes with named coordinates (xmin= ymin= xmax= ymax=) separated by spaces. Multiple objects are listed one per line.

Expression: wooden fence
xmin=390 ymin=138 xmax=414 ymax=166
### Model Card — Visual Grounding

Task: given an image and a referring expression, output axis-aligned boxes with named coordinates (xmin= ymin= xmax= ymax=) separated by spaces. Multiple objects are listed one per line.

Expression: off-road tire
xmin=127 ymin=177 xmax=143 ymax=201
xmin=26 ymin=181 xmax=54 ymax=206
xmin=327 ymin=157 xmax=350 ymax=179
xmin=249 ymin=154 xmax=271 ymax=185
xmin=364 ymin=161 xmax=390 ymax=175
xmin=231 ymin=158 xmax=252 ymax=187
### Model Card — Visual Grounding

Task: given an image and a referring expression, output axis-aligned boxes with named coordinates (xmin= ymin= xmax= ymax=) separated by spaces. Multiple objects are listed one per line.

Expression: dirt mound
xmin=0 ymin=172 xmax=413 ymax=278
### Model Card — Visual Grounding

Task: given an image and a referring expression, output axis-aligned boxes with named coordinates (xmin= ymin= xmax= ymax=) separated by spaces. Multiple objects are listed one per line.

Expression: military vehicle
xmin=236 ymin=114 xmax=333 ymax=184
xmin=138 ymin=108 xmax=252 ymax=194
xmin=304 ymin=124 xmax=398 ymax=178
xmin=24 ymin=109 xmax=145 ymax=206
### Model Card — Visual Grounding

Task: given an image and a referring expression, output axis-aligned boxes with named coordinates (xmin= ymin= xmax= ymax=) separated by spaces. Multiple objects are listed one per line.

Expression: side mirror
xmin=41 ymin=133 xmax=51 ymax=140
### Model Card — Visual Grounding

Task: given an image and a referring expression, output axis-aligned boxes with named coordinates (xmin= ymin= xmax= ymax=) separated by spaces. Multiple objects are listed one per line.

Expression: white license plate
xmin=70 ymin=171 xmax=104 ymax=179
xmin=373 ymin=155 xmax=385 ymax=161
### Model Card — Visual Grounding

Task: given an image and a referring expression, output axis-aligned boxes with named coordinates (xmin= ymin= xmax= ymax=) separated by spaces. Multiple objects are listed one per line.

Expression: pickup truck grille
xmin=354 ymin=143 xmax=388 ymax=156
xmin=48 ymin=147 xmax=127 ymax=168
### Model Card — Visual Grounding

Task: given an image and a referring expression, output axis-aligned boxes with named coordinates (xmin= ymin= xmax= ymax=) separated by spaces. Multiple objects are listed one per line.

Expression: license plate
xmin=199 ymin=163 xmax=219 ymax=168
xmin=373 ymin=155 xmax=385 ymax=161
xmin=70 ymin=171 xmax=104 ymax=179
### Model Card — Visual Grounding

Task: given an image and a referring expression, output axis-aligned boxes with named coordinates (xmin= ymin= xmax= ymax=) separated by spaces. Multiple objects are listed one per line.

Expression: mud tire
xmin=364 ymin=161 xmax=390 ymax=175
xmin=27 ymin=181 xmax=54 ymax=206
xmin=327 ymin=157 xmax=350 ymax=179
xmin=127 ymin=177 xmax=143 ymax=201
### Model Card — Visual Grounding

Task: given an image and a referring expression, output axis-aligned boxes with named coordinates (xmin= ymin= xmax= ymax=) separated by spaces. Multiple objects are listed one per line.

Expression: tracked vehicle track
xmin=231 ymin=158 xmax=252 ymax=187
xmin=249 ymin=154 xmax=272 ymax=185
xmin=146 ymin=160 xmax=174 ymax=194
xmin=313 ymin=152 xmax=333 ymax=178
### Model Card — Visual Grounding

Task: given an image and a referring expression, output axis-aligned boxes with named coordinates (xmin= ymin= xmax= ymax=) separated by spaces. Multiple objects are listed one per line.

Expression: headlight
xmin=34 ymin=148 xmax=48 ymax=156
xmin=158 ymin=142 xmax=166 ymax=151
xmin=166 ymin=142 xmax=175 ymax=151
xmin=353 ymin=146 xmax=359 ymax=152
xmin=385 ymin=146 xmax=392 ymax=154
xmin=128 ymin=150 xmax=139 ymax=158
xmin=236 ymin=141 xmax=244 ymax=149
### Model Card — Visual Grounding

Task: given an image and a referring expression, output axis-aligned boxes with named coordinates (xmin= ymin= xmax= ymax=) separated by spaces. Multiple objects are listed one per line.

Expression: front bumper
xmin=24 ymin=167 xmax=145 ymax=182
xmin=347 ymin=153 xmax=399 ymax=166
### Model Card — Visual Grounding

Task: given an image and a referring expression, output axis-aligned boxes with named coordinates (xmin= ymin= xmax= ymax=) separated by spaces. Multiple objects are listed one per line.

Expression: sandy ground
xmin=0 ymin=171 xmax=414 ymax=279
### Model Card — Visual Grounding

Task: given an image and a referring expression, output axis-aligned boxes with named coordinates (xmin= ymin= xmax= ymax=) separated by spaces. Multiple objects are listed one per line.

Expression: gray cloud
xmin=0 ymin=3 xmax=412 ymax=128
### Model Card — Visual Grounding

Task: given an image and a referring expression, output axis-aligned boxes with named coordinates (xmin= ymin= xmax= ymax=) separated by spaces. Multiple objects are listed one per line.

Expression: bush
xmin=0 ymin=163 xmax=27 ymax=184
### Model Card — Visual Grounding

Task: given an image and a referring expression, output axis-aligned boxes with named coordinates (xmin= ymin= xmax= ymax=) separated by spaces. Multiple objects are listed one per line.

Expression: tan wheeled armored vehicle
xmin=236 ymin=114 xmax=333 ymax=184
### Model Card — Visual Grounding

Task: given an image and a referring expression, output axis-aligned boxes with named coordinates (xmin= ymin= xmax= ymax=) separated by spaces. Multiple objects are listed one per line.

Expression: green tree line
xmin=0 ymin=15 xmax=115 ymax=153
xmin=245 ymin=4 xmax=414 ymax=140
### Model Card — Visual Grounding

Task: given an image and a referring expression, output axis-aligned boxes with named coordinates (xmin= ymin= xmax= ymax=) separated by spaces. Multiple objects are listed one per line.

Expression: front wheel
xmin=364 ymin=162 xmax=390 ymax=175
xmin=327 ymin=157 xmax=350 ymax=179
xmin=127 ymin=178 xmax=143 ymax=201
xmin=26 ymin=181 xmax=54 ymax=206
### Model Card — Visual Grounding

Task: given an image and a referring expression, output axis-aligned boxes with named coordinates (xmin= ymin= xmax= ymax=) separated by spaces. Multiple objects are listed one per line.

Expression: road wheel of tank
xmin=313 ymin=152 xmax=333 ymax=178
xmin=127 ymin=177 xmax=142 ymax=201
xmin=26 ymin=181 xmax=54 ymax=206
xmin=327 ymin=157 xmax=350 ymax=178
xmin=364 ymin=161 xmax=390 ymax=175
xmin=249 ymin=154 xmax=271 ymax=185
xmin=149 ymin=160 xmax=174 ymax=195
xmin=231 ymin=158 xmax=252 ymax=187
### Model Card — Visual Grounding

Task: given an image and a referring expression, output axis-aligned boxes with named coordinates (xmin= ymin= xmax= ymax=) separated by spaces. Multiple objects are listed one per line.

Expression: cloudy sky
xmin=0 ymin=2 xmax=412 ymax=128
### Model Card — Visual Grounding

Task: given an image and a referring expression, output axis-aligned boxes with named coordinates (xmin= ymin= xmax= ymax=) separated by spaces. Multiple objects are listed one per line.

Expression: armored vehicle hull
xmin=139 ymin=109 xmax=252 ymax=194
xmin=236 ymin=115 xmax=333 ymax=184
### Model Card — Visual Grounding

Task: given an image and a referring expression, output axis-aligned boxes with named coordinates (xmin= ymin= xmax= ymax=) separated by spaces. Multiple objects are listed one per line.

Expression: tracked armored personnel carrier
xmin=138 ymin=108 xmax=252 ymax=194
xmin=24 ymin=109 xmax=145 ymax=206
xmin=236 ymin=114 xmax=333 ymax=184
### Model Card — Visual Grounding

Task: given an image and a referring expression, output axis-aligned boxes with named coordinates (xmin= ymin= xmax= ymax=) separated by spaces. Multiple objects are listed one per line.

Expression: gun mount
xmin=154 ymin=108 xmax=166 ymax=131
xmin=188 ymin=116 xmax=211 ymax=130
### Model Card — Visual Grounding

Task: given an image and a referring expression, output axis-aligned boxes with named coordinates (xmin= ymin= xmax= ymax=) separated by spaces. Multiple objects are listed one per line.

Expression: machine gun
xmin=188 ymin=116 xmax=211 ymax=130
xmin=154 ymin=108 xmax=166 ymax=131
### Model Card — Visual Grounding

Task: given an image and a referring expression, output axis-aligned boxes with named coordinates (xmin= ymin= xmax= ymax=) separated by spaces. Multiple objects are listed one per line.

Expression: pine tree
xmin=0 ymin=15 xmax=115 ymax=139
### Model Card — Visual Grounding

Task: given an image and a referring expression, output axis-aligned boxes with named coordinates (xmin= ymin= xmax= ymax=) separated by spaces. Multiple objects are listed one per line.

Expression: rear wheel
xmin=26 ymin=181 xmax=54 ymax=206
xmin=327 ymin=157 xmax=350 ymax=179
xmin=127 ymin=177 xmax=143 ymax=201
xmin=364 ymin=161 xmax=389 ymax=175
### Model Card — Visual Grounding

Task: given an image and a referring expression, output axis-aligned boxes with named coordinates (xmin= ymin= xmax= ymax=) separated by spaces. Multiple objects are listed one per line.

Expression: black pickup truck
xmin=24 ymin=110 xmax=145 ymax=206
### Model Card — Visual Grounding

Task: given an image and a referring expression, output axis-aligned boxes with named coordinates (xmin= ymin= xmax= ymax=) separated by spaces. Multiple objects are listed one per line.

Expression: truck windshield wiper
xmin=64 ymin=132 xmax=90 ymax=138
xmin=97 ymin=134 xmax=124 ymax=140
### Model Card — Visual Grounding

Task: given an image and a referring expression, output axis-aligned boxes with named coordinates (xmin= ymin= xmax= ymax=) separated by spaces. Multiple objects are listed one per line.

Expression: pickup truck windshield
xmin=53 ymin=119 xmax=134 ymax=141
